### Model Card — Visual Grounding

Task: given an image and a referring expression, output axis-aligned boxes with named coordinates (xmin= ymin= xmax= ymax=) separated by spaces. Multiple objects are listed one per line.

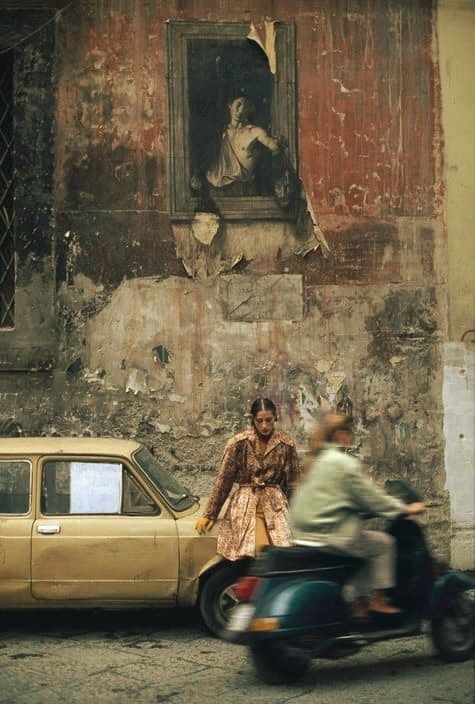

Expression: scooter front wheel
xmin=431 ymin=590 xmax=475 ymax=662
xmin=250 ymin=640 xmax=310 ymax=684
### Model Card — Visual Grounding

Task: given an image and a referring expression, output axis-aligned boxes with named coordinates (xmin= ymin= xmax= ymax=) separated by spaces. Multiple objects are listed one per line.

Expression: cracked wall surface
xmin=1 ymin=0 xmax=469 ymax=564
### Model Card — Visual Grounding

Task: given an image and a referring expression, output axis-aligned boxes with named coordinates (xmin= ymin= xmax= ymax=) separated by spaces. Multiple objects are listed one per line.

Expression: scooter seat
xmin=252 ymin=544 xmax=363 ymax=583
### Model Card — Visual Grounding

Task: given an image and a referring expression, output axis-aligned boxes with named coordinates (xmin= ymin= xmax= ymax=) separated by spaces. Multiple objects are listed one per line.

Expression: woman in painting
xmin=195 ymin=397 xmax=301 ymax=561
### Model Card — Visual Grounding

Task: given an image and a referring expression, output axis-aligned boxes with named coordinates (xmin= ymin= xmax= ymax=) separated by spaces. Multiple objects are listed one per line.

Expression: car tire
xmin=199 ymin=559 xmax=250 ymax=637
xmin=250 ymin=640 xmax=310 ymax=684
xmin=431 ymin=590 xmax=475 ymax=662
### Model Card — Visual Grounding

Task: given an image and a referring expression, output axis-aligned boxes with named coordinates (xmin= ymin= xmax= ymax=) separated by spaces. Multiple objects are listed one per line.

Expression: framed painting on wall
xmin=167 ymin=21 xmax=297 ymax=220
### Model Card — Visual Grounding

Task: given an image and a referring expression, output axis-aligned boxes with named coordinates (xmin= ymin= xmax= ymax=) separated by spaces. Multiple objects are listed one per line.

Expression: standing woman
xmin=195 ymin=398 xmax=301 ymax=561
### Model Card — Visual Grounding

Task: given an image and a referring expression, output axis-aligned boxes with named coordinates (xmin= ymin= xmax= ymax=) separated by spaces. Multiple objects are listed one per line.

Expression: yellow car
xmin=0 ymin=437 xmax=247 ymax=635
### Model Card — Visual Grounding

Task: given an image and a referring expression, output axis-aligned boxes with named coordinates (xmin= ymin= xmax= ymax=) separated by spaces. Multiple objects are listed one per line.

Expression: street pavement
xmin=0 ymin=608 xmax=473 ymax=704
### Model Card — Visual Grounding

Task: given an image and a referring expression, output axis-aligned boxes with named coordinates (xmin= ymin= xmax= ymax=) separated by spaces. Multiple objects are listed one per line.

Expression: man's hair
xmin=308 ymin=412 xmax=353 ymax=454
xmin=228 ymin=95 xmax=255 ymax=115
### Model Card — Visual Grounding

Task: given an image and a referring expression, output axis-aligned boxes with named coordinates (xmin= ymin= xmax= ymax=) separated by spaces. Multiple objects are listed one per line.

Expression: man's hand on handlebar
xmin=404 ymin=501 xmax=426 ymax=516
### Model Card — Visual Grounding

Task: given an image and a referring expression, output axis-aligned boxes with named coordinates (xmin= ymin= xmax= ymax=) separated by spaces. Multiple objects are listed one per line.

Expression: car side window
xmin=0 ymin=460 xmax=31 ymax=514
xmin=122 ymin=471 xmax=158 ymax=515
xmin=41 ymin=460 xmax=159 ymax=516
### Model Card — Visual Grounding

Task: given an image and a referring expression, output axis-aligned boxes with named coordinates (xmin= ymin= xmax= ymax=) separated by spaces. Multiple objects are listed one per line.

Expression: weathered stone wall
xmin=0 ymin=0 xmax=456 ymax=561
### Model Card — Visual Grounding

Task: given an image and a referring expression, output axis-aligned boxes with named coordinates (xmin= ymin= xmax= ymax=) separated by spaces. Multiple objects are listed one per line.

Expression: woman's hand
xmin=195 ymin=516 xmax=215 ymax=535
xmin=404 ymin=501 xmax=426 ymax=515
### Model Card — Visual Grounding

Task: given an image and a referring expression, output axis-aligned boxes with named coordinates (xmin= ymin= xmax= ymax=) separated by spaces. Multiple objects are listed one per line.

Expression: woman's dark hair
xmin=249 ymin=397 xmax=277 ymax=419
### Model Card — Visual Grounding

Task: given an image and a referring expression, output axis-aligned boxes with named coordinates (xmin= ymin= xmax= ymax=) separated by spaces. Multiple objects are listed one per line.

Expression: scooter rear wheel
xmin=250 ymin=640 xmax=310 ymax=684
xmin=431 ymin=590 xmax=475 ymax=662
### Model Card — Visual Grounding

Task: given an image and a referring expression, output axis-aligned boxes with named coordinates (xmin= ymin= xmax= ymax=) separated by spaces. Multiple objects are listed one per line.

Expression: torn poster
xmin=247 ymin=20 xmax=278 ymax=74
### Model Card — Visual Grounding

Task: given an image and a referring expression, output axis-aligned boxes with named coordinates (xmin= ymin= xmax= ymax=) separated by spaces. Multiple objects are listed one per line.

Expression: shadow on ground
xmin=0 ymin=607 xmax=204 ymax=636
xmin=302 ymin=649 xmax=443 ymax=688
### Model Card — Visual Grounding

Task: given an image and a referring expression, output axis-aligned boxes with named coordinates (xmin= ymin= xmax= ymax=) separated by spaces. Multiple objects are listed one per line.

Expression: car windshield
xmin=133 ymin=446 xmax=197 ymax=511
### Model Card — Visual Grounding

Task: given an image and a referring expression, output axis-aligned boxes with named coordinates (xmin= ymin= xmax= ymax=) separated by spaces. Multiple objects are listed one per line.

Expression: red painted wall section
xmin=55 ymin=0 xmax=440 ymax=219
xmin=297 ymin=1 xmax=440 ymax=217
xmin=56 ymin=3 xmax=168 ymax=211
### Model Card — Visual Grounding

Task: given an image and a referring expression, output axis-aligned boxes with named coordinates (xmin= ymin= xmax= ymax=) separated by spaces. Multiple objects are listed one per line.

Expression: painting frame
xmin=167 ymin=21 xmax=297 ymax=220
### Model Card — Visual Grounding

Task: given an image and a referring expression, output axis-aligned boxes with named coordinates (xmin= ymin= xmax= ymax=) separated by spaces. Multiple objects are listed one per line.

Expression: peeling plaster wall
xmin=1 ymin=1 xmax=462 ymax=563
xmin=0 ymin=16 xmax=55 ymax=372
xmin=54 ymin=0 xmax=440 ymax=221
xmin=443 ymin=344 xmax=475 ymax=569
xmin=438 ymin=1 xmax=475 ymax=569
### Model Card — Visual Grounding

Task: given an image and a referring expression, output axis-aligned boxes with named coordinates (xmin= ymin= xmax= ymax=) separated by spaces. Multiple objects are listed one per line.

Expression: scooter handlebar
xmin=404 ymin=501 xmax=426 ymax=516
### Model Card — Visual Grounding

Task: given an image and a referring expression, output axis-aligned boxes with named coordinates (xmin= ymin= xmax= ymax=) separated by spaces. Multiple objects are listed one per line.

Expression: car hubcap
xmin=218 ymin=582 xmax=240 ymax=621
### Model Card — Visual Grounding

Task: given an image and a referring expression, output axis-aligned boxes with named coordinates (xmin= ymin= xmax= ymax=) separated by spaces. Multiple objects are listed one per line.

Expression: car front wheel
xmin=199 ymin=559 xmax=250 ymax=636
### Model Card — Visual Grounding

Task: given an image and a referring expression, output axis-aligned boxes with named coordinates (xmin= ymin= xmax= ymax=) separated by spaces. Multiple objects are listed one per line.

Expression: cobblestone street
xmin=0 ymin=609 xmax=473 ymax=704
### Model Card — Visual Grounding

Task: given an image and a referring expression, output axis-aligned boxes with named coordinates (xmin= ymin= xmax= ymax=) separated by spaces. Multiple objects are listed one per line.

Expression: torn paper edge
xmin=247 ymin=20 xmax=278 ymax=74
xmin=305 ymin=190 xmax=331 ymax=257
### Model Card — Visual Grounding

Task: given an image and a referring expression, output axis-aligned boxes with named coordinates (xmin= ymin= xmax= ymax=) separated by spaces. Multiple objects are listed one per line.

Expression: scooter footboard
xmin=253 ymin=577 xmax=347 ymax=635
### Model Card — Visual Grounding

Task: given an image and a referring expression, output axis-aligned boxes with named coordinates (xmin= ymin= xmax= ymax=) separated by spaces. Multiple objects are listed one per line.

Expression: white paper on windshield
xmin=70 ymin=462 xmax=122 ymax=513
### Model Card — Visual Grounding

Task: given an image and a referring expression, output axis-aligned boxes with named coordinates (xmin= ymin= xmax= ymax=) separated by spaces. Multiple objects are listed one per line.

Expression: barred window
xmin=0 ymin=50 xmax=14 ymax=329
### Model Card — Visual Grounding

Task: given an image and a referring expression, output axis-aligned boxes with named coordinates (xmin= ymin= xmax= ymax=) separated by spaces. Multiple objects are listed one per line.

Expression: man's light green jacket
xmin=290 ymin=445 xmax=405 ymax=544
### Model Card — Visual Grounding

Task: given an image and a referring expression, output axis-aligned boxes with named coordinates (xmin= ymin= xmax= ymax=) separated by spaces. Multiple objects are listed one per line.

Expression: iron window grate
xmin=0 ymin=50 xmax=14 ymax=329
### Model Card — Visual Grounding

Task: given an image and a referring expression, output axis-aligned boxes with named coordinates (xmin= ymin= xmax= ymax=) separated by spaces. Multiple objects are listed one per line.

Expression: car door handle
xmin=37 ymin=524 xmax=61 ymax=534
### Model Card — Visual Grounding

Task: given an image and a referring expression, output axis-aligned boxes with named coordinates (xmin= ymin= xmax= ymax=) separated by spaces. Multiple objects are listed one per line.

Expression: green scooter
xmin=225 ymin=482 xmax=475 ymax=684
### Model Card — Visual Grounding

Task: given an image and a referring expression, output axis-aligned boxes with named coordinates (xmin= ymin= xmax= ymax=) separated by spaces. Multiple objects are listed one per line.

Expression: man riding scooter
xmin=289 ymin=412 xmax=426 ymax=619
